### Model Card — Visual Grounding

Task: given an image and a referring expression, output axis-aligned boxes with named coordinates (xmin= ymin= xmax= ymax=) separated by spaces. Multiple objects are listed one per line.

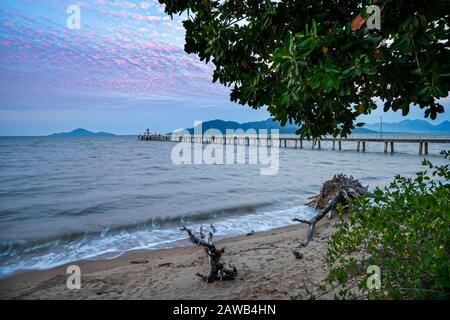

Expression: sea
xmin=0 ymin=134 xmax=448 ymax=278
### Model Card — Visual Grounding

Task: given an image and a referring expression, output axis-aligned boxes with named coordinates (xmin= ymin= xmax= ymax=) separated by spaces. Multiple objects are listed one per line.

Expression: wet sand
xmin=0 ymin=219 xmax=336 ymax=300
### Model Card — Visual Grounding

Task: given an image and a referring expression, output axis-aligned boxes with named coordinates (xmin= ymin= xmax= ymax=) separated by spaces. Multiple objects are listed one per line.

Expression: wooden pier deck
xmin=138 ymin=134 xmax=170 ymax=141
xmin=138 ymin=134 xmax=450 ymax=155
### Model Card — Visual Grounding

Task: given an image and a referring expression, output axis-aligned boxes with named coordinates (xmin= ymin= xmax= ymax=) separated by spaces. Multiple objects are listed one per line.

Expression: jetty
xmin=138 ymin=129 xmax=171 ymax=142
xmin=138 ymin=131 xmax=450 ymax=155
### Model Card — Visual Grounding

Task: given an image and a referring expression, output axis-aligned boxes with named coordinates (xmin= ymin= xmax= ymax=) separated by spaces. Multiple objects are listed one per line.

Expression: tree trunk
xmin=294 ymin=174 xmax=370 ymax=247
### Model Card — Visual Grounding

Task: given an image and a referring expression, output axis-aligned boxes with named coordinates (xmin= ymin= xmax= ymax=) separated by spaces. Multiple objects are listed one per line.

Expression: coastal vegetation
xmin=158 ymin=0 xmax=449 ymax=138
xmin=325 ymin=151 xmax=450 ymax=299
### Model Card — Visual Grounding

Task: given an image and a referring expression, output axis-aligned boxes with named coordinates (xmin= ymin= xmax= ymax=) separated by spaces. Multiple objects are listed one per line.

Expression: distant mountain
xmin=364 ymin=120 xmax=450 ymax=133
xmin=180 ymin=118 xmax=377 ymax=135
xmin=178 ymin=118 xmax=449 ymax=135
xmin=352 ymin=127 xmax=379 ymax=134
xmin=183 ymin=119 xmax=298 ymax=134
xmin=49 ymin=128 xmax=115 ymax=137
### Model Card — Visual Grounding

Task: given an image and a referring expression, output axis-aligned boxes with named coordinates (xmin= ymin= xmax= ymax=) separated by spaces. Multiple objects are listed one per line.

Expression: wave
xmin=0 ymin=204 xmax=317 ymax=278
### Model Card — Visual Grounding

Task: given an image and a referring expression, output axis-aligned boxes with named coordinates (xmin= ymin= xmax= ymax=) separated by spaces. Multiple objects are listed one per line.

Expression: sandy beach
xmin=0 ymin=219 xmax=336 ymax=300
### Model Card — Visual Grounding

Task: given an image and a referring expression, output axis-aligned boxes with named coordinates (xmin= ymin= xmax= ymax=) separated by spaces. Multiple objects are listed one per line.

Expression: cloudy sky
xmin=0 ymin=0 xmax=448 ymax=135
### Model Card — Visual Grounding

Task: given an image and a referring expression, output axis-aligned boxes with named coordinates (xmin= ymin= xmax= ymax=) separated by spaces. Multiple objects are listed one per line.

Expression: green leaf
xmin=286 ymin=32 xmax=294 ymax=53
xmin=366 ymin=33 xmax=382 ymax=43
xmin=311 ymin=19 xmax=317 ymax=36
xmin=162 ymin=0 xmax=450 ymax=138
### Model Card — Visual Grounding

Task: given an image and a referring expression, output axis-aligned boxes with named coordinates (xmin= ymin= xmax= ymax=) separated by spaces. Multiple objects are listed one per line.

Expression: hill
xmin=181 ymin=118 xmax=377 ymax=135
xmin=49 ymin=128 xmax=115 ymax=137
xmin=364 ymin=119 xmax=450 ymax=133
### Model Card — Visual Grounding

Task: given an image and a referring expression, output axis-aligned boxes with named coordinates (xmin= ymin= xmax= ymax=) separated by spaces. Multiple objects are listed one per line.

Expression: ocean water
xmin=0 ymin=135 xmax=448 ymax=278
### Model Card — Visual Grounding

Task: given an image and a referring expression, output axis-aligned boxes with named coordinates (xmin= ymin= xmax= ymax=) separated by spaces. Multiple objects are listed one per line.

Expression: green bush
xmin=326 ymin=151 xmax=449 ymax=299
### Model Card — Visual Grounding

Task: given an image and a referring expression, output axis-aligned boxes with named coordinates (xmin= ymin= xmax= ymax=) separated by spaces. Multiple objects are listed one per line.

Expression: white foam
xmin=0 ymin=205 xmax=316 ymax=278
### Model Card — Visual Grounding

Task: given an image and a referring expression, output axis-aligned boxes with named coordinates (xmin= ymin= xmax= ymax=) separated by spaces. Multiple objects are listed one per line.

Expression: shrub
xmin=326 ymin=151 xmax=449 ymax=299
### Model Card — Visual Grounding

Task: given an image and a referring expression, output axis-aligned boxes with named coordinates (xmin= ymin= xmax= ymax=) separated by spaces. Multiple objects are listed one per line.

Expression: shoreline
xmin=0 ymin=219 xmax=336 ymax=300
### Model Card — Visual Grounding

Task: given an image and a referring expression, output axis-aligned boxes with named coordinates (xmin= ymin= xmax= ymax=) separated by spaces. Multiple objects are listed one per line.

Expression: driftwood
xmin=293 ymin=174 xmax=370 ymax=247
xmin=181 ymin=225 xmax=237 ymax=282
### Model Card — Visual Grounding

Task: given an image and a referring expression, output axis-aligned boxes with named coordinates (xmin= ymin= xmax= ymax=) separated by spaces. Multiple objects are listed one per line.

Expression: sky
xmin=0 ymin=0 xmax=448 ymax=136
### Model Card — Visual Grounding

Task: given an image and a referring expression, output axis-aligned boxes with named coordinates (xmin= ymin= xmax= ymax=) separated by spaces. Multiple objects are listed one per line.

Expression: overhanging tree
xmin=158 ymin=0 xmax=449 ymax=138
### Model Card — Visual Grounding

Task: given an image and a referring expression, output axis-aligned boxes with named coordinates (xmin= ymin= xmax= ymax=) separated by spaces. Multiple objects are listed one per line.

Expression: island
xmin=49 ymin=128 xmax=115 ymax=137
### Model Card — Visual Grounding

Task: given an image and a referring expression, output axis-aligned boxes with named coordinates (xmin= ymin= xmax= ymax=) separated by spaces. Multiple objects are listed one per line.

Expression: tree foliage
xmin=158 ymin=0 xmax=450 ymax=138
xmin=326 ymin=151 xmax=450 ymax=299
